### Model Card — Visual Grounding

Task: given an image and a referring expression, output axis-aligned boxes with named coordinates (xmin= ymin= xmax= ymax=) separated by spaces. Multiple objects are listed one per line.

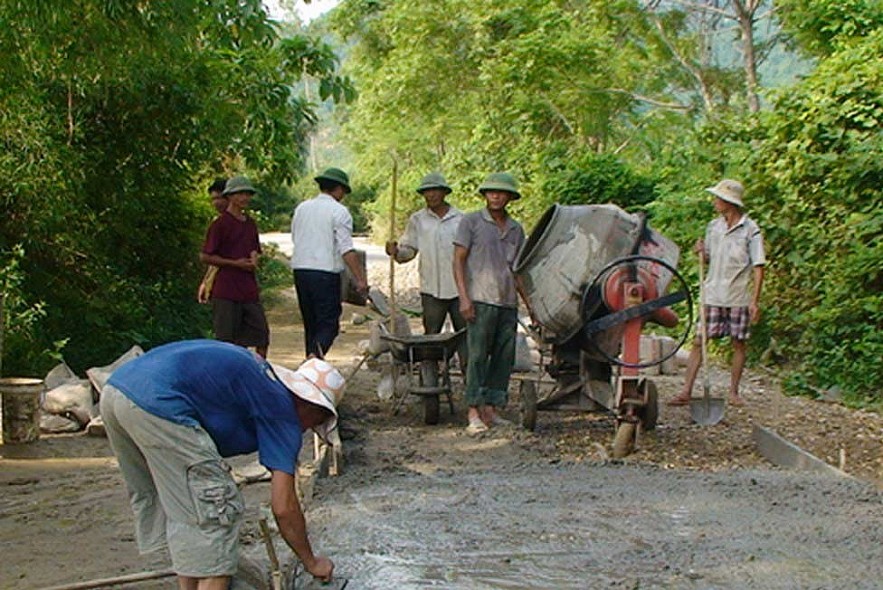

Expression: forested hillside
xmin=1 ymin=0 xmax=880 ymax=406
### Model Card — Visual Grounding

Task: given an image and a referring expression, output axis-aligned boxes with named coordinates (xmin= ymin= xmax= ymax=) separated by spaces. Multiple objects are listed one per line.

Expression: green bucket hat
xmin=478 ymin=172 xmax=521 ymax=200
xmin=314 ymin=167 xmax=352 ymax=194
xmin=222 ymin=175 xmax=257 ymax=196
xmin=416 ymin=172 xmax=452 ymax=195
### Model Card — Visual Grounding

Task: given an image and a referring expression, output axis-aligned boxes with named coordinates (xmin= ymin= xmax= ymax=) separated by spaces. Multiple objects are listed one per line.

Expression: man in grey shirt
xmin=453 ymin=172 xmax=533 ymax=434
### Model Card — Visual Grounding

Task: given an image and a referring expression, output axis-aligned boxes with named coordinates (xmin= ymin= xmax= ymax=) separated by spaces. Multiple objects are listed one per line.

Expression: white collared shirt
xmin=396 ymin=206 xmax=463 ymax=299
xmin=704 ymin=214 xmax=766 ymax=307
xmin=290 ymin=193 xmax=354 ymax=273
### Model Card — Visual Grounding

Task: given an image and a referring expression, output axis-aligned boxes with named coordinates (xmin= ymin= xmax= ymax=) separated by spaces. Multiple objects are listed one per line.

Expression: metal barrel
xmin=1 ymin=377 xmax=44 ymax=444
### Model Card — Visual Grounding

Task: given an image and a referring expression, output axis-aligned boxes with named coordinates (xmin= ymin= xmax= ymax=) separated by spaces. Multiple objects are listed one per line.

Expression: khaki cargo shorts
xmin=100 ymin=385 xmax=244 ymax=577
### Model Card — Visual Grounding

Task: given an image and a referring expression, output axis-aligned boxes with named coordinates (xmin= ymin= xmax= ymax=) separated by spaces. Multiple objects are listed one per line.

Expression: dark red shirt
xmin=201 ymin=212 xmax=262 ymax=302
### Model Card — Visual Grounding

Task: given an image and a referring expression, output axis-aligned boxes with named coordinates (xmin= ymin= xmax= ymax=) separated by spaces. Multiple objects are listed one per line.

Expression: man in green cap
xmin=290 ymin=167 xmax=368 ymax=358
xmin=453 ymin=172 xmax=533 ymax=434
xmin=200 ymin=175 xmax=270 ymax=358
xmin=386 ymin=172 xmax=466 ymax=363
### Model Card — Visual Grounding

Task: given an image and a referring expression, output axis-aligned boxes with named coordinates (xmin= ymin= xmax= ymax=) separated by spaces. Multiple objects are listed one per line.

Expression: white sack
xmin=43 ymin=380 xmax=94 ymax=426
xmin=87 ymin=345 xmax=144 ymax=396
xmin=40 ymin=413 xmax=82 ymax=433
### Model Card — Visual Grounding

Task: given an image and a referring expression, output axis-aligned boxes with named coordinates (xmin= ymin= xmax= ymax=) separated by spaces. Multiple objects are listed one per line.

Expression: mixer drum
xmin=514 ymin=204 xmax=680 ymax=347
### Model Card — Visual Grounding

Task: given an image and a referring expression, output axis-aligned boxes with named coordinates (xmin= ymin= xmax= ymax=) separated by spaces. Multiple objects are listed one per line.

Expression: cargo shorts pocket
xmin=187 ymin=460 xmax=244 ymax=527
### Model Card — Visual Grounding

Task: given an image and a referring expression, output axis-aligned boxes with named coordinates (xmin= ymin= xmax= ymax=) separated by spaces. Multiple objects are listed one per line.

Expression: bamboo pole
xmin=388 ymin=155 xmax=398 ymax=323
xmin=37 ymin=569 xmax=176 ymax=590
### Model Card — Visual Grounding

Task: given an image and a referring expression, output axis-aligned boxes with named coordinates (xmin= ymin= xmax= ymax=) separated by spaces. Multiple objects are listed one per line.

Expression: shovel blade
xmin=690 ymin=397 xmax=726 ymax=425
xmin=367 ymin=287 xmax=390 ymax=317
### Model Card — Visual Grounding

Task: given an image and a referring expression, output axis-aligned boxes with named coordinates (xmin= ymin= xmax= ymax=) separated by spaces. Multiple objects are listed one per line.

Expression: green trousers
xmin=465 ymin=302 xmax=518 ymax=407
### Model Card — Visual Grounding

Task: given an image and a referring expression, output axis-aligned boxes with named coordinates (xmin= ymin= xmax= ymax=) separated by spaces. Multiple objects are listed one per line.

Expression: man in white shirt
xmin=291 ymin=168 xmax=368 ymax=359
xmin=386 ymin=173 xmax=466 ymax=355
xmin=669 ymin=179 xmax=766 ymax=407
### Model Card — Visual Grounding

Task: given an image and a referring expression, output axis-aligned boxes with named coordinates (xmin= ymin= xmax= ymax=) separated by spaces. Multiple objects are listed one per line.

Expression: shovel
xmin=690 ymin=254 xmax=726 ymax=425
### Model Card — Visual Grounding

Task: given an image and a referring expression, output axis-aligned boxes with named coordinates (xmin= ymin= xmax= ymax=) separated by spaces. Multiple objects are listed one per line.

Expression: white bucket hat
xmin=706 ymin=178 xmax=745 ymax=208
xmin=269 ymin=358 xmax=345 ymax=442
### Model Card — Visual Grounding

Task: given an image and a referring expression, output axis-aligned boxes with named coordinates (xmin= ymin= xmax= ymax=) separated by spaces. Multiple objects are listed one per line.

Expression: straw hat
xmin=706 ymin=179 xmax=745 ymax=208
xmin=269 ymin=358 xmax=345 ymax=441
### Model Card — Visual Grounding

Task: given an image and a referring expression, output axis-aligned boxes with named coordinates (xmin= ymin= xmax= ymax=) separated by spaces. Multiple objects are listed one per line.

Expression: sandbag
xmin=85 ymin=415 xmax=106 ymax=437
xmin=87 ymin=345 xmax=144 ymax=397
xmin=43 ymin=380 xmax=94 ymax=426
xmin=367 ymin=315 xmax=411 ymax=356
xmin=40 ymin=413 xmax=82 ymax=433
xmin=44 ymin=362 xmax=78 ymax=390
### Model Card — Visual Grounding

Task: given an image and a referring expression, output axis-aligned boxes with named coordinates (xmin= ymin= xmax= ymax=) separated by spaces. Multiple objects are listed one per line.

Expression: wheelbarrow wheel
xmin=612 ymin=421 xmax=636 ymax=459
xmin=638 ymin=380 xmax=659 ymax=431
xmin=423 ymin=395 xmax=440 ymax=425
xmin=520 ymin=380 xmax=538 ymax=431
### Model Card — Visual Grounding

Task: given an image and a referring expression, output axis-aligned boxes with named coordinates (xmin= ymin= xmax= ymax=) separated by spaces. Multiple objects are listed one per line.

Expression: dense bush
xmin=0 ymin=1 xmax=351 ymax=375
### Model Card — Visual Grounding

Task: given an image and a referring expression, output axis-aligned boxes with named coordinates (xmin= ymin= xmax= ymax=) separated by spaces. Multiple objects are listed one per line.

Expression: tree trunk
xmin=732 ymin=0 xmax=762 ymax=113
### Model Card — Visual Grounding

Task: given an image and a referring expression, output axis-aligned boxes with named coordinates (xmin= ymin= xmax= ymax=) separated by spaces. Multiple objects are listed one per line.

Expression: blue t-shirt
xmin=108 ymin=340 xmax=302 ymax=474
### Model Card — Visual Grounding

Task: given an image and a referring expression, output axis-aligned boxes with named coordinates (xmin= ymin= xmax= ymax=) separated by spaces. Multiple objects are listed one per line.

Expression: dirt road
xmin=0 ymin=245 xmax=880 ymax=589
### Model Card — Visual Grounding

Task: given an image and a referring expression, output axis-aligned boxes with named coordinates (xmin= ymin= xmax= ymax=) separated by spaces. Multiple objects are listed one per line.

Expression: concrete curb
xmin=752 ymin=425 xmax=854 ymax=480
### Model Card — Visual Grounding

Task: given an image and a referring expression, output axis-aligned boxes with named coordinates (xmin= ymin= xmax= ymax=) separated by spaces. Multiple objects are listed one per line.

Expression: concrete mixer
xmin=513 ymin=204 xmax=693 ymax=458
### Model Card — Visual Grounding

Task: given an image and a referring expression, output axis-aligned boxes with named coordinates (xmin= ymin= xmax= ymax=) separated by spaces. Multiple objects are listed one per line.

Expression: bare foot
xmin=667 ymin=395 xmax=692 ymax=406
xmin=728 ymin=395 xmax=745 ymax=407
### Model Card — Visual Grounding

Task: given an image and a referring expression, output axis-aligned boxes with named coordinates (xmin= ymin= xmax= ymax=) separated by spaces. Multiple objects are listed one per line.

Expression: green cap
xmin=478 ymin=172 xmax=521 ymax=200
xmin=314 ymin=167 xmax=352 ymax=194
xmin=416 ymin=172 xmax=452 ymax=195
xmin=222 ymin=176 xmax=257 ymax=196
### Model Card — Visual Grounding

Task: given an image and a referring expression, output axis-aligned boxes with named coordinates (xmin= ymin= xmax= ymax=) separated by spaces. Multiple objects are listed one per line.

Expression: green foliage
xmin=537 ymin=150 xmax=658 ymax=213
xmin=777 ymin=0 xmax=883 ymax=58
xmin=257 ymin=244 xmax=293 ymax=291
xmin=0 ymin=1 xmax=352 ymax=374
xmin=745 ymin=27 xmax=883 ymax=404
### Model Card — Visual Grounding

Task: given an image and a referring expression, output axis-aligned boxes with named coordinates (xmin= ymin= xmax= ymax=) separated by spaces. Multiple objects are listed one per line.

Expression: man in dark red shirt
xmin=200 ymin=176 xmax=270 ymax=357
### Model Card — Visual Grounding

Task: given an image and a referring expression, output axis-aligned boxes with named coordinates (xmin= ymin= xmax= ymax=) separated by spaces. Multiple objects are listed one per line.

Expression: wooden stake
xmin=388 ymin=155 xmax=398 ymax=323
xmin=37 ymin=569 xmax=176 ymax=590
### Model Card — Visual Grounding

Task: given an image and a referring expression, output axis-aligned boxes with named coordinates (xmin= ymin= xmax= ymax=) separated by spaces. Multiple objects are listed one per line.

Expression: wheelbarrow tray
xmin=380 ymin=329 xmax=467 ymax=363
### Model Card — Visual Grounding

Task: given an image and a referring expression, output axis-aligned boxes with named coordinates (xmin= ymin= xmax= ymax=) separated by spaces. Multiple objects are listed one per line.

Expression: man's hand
xmin=305 ymin=555 xmax=334 ymax=582
xmin=749 ymin=303 xmax=761 ymax=324
xmin=459 ymin=297 xmax=476 ymax=323
xmin=197 ymin=282 xmax=209 ymax=304
xmin=693 ymin=238 xmax=705 ymax=256
xmin=355 ymin=277 xmax=369 ymax=297
xmin=235 ymin=256 xmax=257 ymax=271
xmin=385 ymin=241 xmax=398 ymax=257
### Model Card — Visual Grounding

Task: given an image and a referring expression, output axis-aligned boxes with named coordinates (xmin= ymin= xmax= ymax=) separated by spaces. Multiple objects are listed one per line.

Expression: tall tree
xmin=0 ymin=0 xmax=352 ymax=372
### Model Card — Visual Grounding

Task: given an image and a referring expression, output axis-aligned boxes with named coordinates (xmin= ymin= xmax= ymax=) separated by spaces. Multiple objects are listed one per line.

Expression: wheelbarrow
xmin=380 ymin=329 xmax=467 ymax=425
xmin=513 ymin=204 xmax=694 ymax=457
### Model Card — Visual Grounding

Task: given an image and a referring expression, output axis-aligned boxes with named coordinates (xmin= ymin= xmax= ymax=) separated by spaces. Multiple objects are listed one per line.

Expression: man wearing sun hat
xmin=200 ymin=175 xmax=271 ymax=358
xmin=669 ymin=178 xmax=766 ymax=407
xmin=100 ymin=339 xmax=344 ymax=587
xmin=453 ymin=172 xmax=534 ymax=434
xmin=291 ymin=167 xmax=369 ymax=358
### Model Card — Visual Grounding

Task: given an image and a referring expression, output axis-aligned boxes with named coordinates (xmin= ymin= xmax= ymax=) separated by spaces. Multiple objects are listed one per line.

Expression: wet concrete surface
xmin=306 ymin=462 xmax=882 ymax=589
